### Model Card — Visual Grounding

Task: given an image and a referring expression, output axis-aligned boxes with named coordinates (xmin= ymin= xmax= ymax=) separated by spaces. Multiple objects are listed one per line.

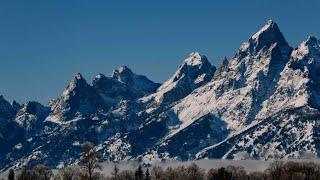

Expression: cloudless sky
xmin=0 ymin=0 xmax=319 ymax=104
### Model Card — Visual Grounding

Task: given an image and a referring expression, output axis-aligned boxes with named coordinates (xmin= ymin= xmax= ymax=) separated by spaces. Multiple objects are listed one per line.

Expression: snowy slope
xmin=136 ymin=21 xmax=320 ymax=162
xmin=141 ymin=52 xmax=216 ymax=107
xmin=196 ymin=30 xmax=320 ymax=160
xmin=170 ymin=20 xmax=292 ymax=133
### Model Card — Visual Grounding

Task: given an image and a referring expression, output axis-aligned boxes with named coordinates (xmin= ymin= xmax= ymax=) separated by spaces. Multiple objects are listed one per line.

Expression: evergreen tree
xmin=217 ymin=167 xmax=232 ymax=180
xmin=135 ymin=165 xmax=144 ymax=180
xmin=16 ymin=168 xmax=34 ymax=180
xmin=8 ymin=169 xmax=14 ymax=180
xmin=111 ymin=165 xmax=119 ymax=180
xmin=145 ymin=168 xmax=150 ymax=180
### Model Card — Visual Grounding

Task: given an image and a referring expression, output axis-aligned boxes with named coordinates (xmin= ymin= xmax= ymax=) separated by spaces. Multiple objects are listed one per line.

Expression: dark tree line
xmin=6 ymin=161 xmax=320 ymax=180
xmin=4 ymin=142 xmax=320 ymax=180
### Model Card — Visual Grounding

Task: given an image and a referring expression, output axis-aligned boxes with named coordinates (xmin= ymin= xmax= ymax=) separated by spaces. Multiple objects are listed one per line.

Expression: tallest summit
xmin=248 ymin=20 xmax=291 ymax=53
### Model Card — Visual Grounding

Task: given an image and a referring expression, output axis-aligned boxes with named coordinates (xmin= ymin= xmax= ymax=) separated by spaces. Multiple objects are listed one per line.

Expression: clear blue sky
xmin=0 ymin=0 xmax=319 ymax=104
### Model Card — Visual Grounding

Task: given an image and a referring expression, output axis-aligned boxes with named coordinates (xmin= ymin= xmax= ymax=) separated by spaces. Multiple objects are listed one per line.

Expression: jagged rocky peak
xmin=183 ymin=52 xmax=209 ymax=66
xmin=65 ymin=73 xmax=88 ymax=93
xmin=256 ymin=36 xmax=320 ymax=116
xmin=231 ymin=20 xmax=292 ymax=83
xmin=18 ymin=101 xmax=49 ymax=116
xmin=171 ymin=22 xmax=294 ymax=135
xmin=214 ymin=57 xmax=229 ymax=79
xmin=163 ymin=52 xmax=215 ymax=87
xmin=15 ymin=101 xmax=50 ymax=129
xmin=112 ymin=65 xmax=134 ymax=84
xmin=251 ymin=20 xmax=290 ymax=51
xmin=0 ymin=95 xmax=10 ymax=105
xmin=95 ymin=73 xmax=107 ymax=80
xmin=61 ymin=73 xmax=99 ymax=101
xmin=48 ymin=73 xmax=104 ymax=121
xmin=290 ymin=36 xmax=320 ymax=75
xmin=11 ymin=100 xmax=21 ymax=112
xmin=93 ymin=73 xmax=118 ymax=90
xmin=0 ymin=95 xmax=10 ymax=106
xmin=74 ymin=72 xmax=84 ymax=80
xmin=93 ymin=66 xmax=160 ymax=102
xmin=92 ymin=73 xmax=127 ymax=101
xmin=222 ymin=56 xmax=229 ymax=66
xmin=114 ymin=66 xmax=160 ymax=94
xmin=93 ymin=73 xmax=115 ymax=91
xmin=240 ymin=20 xmax=291 ymax=55
xmin=0 ymin=95 xmax=17 ymax=121
xmin=292 ymin=36 xmax=320 ymax=60
xmin=220 ymin=56 xmax=229 ymax=71
xmin=148 ymin=52 xmax=216 ymax=105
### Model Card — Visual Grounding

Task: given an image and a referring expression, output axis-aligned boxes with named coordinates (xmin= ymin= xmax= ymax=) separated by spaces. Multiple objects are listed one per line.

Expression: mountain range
xmin=1 ymin=20 xmax=320 ymax=171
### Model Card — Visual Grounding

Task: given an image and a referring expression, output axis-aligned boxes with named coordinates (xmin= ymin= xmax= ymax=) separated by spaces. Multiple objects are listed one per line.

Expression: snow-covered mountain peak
xmin=293 ymin=36 xmax=320 ymax=58
xmin=292 ymin=36 xmax=319 ymax=61
xmin=95 ymin=73 xmax=106 ymax=80
xmin=48 ymin=73 xmax=104 ymax=122
xmin=93 ymin=73 xmax=113 ymax=85
xmin=183 ymin=52 xmax=207 ymax=66
xmin=19 ymin=101 xmax=48 ymax=116
xmin=170 ymin=22 xmax=293 ymax=138
xmin=229 ymin=20 xmax=292 ymax=87
xmin=65 ymin=73 xmax=89 ymax=93
xmin=142 ymin=53 xmax=215 ymax=105
xmin=15 ymin=101 xmax=50 ymax=129
xmin=247 ymin=20 xmax=290 ymax=53
xmin=110 ymin=65 xmax=160 ymax=93
xmin=117 ymin=65 xmax=132 ymax=74
xmin=251 ymin=20 xmax=275 ymax=39
xmin=66 ymin=73 xmax=87 ymax=88
xmin=160 ymin=52 xmax=214 ymax=90
xmin=74 ymin=73 xmax=84 ymax=80
xmin=255 ymin=36 xmax=320 ymax=117
xmin=290 ymin=36 xmax=320 ymax=76
xmin=92 ymin=72 xmax=128 ymax=102
xmin=112 ymin=65 xmax=134 ymax=84
xmin=60 ymin=73 xmax=92 ymax=104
